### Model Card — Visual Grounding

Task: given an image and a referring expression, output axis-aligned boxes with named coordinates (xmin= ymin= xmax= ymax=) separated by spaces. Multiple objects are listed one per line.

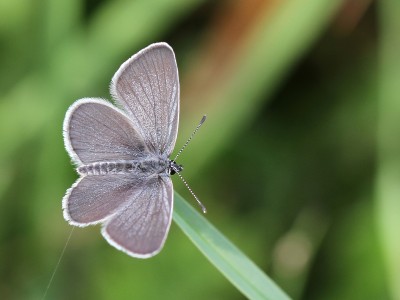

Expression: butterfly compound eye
xmin=169 ymin=160 xmax=183 ymax=175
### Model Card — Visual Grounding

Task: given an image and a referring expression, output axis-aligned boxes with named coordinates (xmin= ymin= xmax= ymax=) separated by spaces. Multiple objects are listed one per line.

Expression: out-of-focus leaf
xmin=178 ymin=0 xmax=344 ymax=175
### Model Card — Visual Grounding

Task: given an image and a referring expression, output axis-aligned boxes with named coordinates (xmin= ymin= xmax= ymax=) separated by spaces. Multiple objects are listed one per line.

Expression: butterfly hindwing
xmin=101 ymin=176 xmax=173 ymax=258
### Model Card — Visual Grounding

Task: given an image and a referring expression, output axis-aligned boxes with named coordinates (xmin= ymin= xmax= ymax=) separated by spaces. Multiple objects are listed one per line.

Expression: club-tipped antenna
xmin=176 ymin=172 xmax=207 ymax=214
xmin=174 ymin=115 xmax=207 ymax=161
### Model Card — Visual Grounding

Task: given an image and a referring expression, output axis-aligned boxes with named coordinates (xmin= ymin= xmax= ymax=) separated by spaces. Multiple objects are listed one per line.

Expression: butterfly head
xmin=169 ymin=160 xmax=183 ymax=175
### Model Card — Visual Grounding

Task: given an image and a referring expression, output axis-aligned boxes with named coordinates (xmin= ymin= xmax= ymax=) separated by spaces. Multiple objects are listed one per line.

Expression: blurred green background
xmin=1 ymin=0 xmax=399 ymax=299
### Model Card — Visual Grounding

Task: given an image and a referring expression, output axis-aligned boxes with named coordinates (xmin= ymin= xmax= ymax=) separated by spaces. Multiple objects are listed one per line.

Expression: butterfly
xmin=62 ymin=42 xmax=188 ymax=258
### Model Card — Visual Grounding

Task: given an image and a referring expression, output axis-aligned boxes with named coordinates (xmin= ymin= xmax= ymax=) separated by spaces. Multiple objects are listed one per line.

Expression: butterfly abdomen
xmin=77 ymin=159 xmax=169 ymax=176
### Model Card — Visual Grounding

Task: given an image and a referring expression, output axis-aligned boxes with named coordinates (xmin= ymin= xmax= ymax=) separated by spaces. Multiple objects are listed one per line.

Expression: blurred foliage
xmin=0 ymin=0 xmax=397 ymax=299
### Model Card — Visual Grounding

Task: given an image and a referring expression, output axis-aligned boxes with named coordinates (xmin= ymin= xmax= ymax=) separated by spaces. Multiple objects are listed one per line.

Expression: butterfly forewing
xmin=64 ymin=98 xmax=148 ymax=164
xmin=110 ymin=43 xmax=180 ymax=156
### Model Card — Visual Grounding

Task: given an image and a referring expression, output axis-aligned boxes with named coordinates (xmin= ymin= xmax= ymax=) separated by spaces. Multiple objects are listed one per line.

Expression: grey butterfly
xmin=62 ymin=43 xmax=184 ymax=258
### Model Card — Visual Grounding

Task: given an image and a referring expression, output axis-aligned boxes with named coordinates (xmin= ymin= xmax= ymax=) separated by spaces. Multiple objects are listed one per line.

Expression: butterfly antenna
xmin=176 ymin=172 xmax=207 ymax=214
xmin=174 ymin=115 xmax=207 ymax=161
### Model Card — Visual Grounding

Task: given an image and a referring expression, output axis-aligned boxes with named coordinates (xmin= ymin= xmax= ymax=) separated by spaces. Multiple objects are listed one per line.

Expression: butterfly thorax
xmin=77 ymin=157 xmax=175 ymax=177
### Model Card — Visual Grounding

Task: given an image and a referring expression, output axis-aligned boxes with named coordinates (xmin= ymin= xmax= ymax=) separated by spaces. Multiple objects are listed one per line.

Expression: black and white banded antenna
xmin=173 ymin=115 xmax=207 ymax=213
xmin=176 ymin=172 xmax=207 ymax=214
xmin=174 ymin=115 xmax=206 ymax=161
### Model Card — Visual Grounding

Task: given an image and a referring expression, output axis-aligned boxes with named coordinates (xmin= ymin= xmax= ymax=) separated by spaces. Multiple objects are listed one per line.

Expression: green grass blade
xmin=173 ymin=192 xmax=291 ymax=300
